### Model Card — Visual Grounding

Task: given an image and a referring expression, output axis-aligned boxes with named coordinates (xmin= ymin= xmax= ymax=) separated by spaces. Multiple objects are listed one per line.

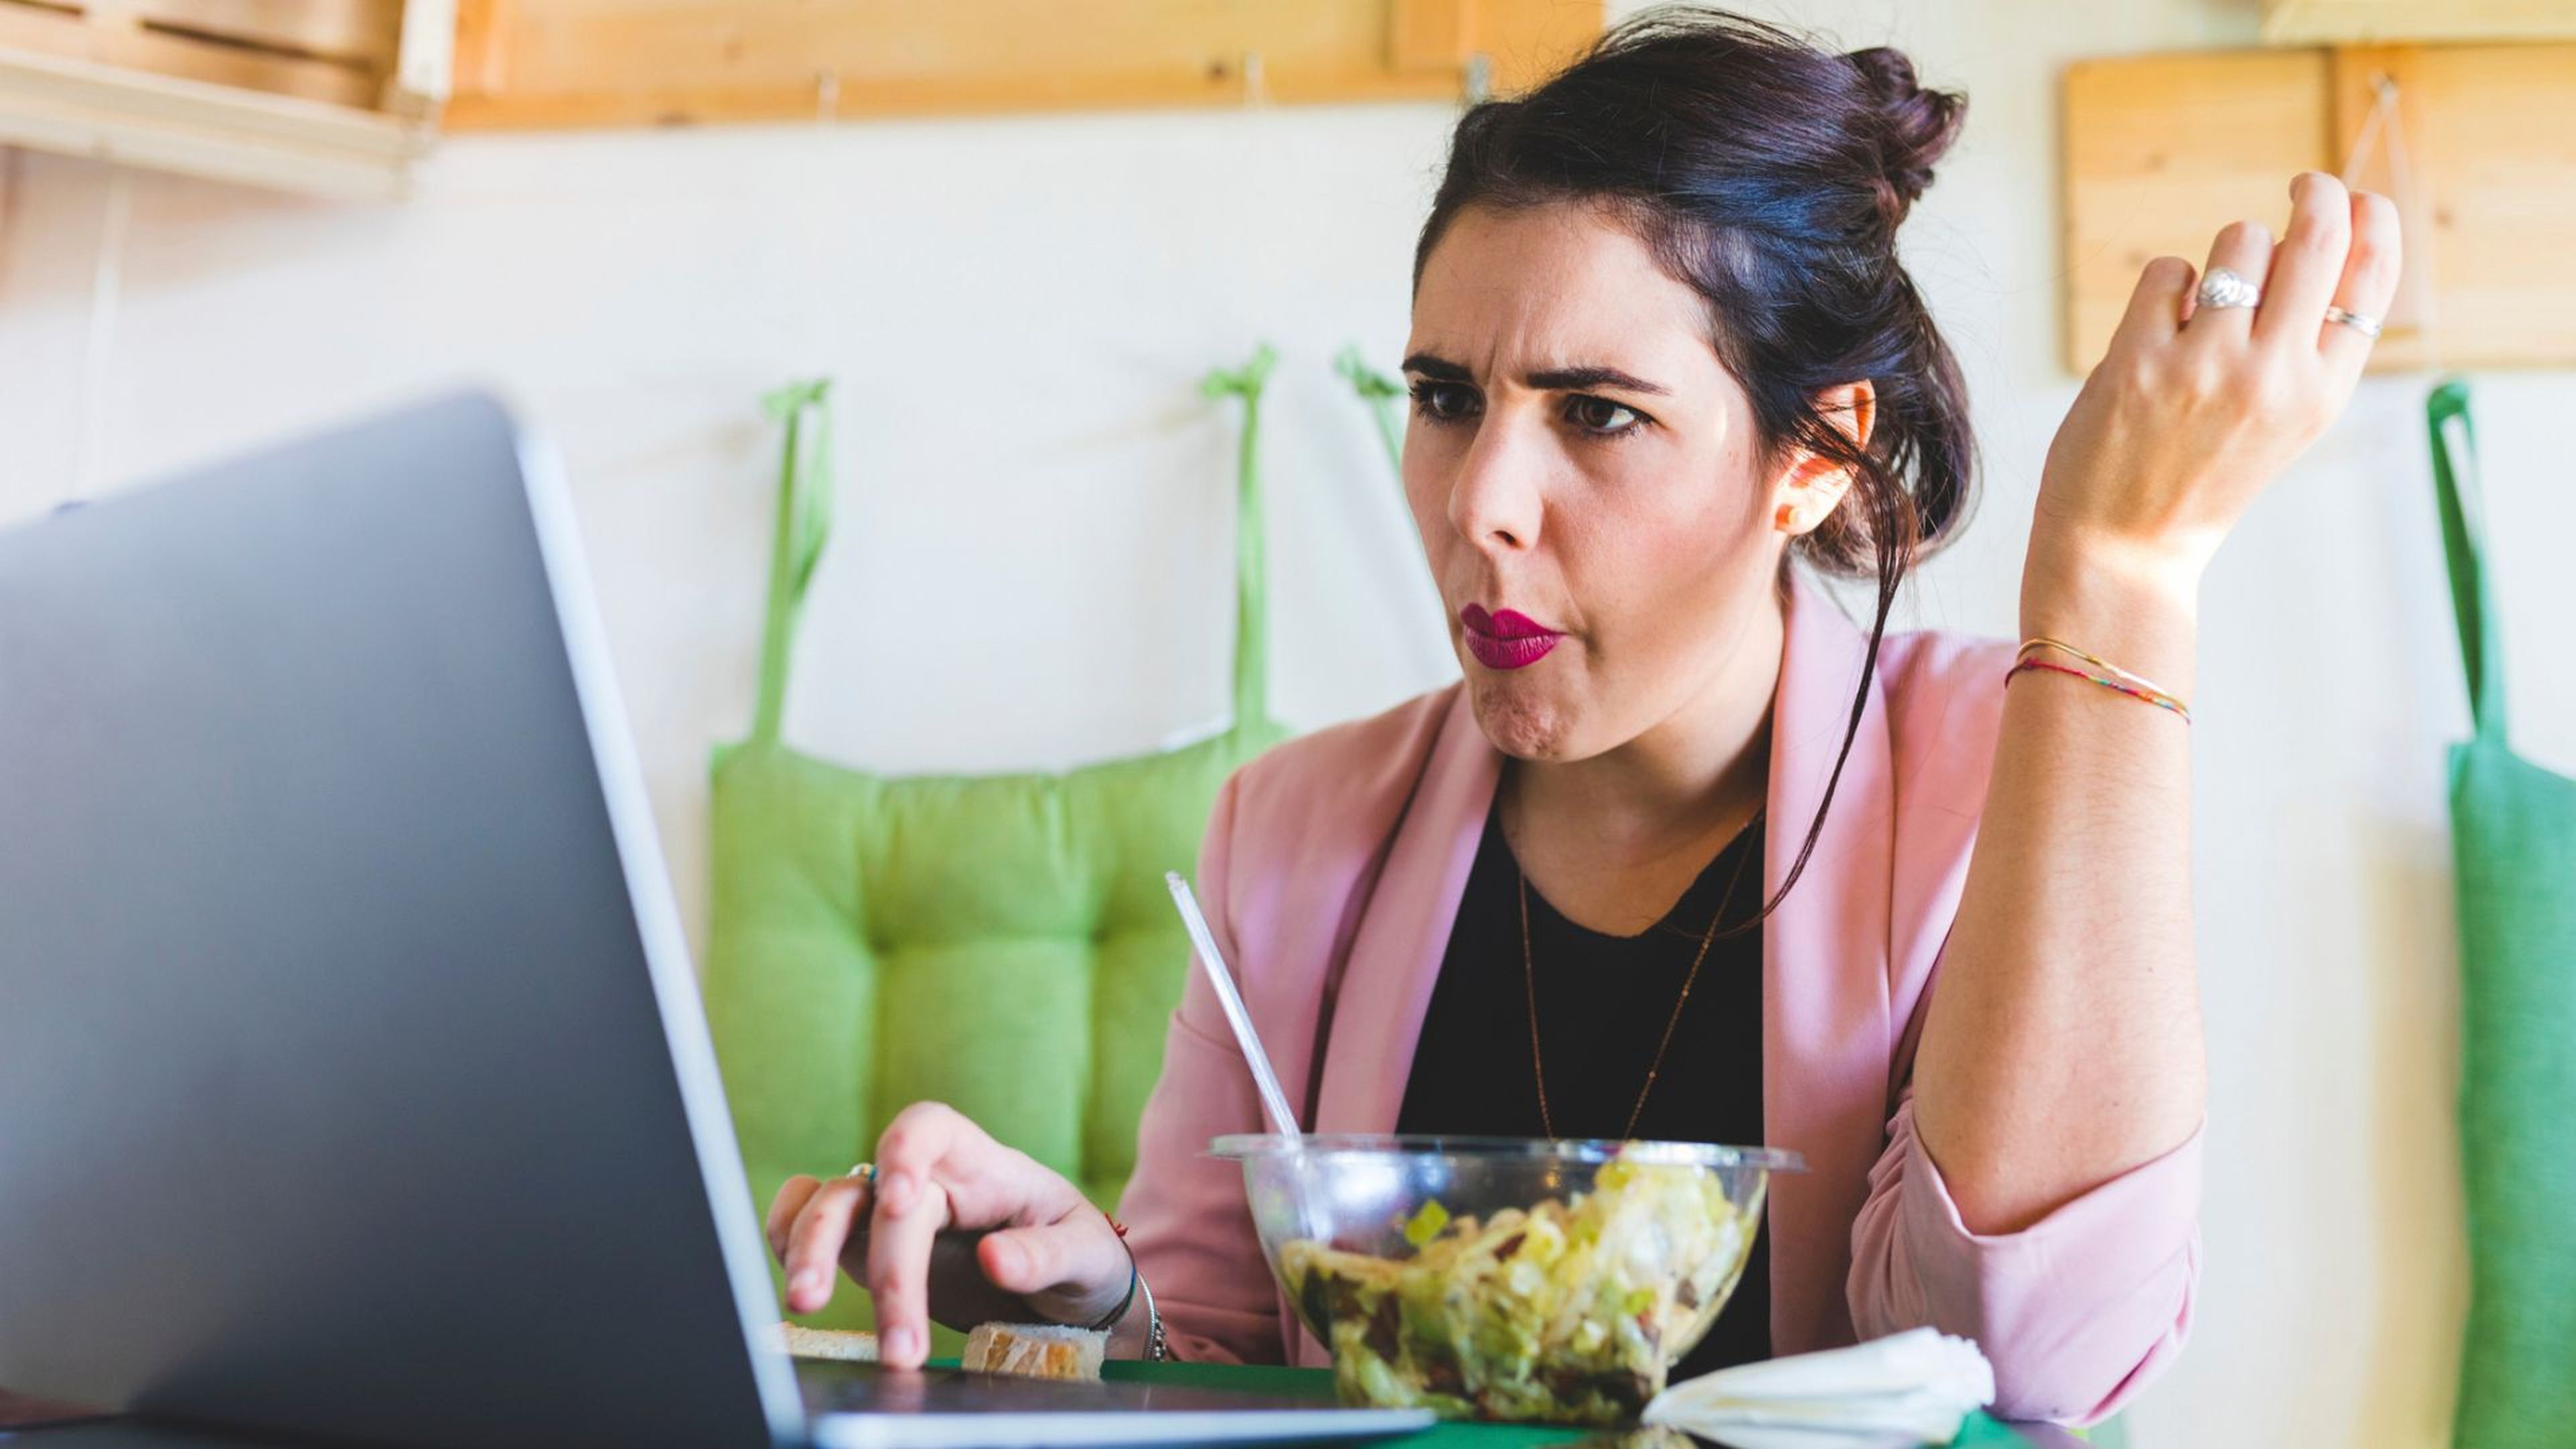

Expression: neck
xmin=1503 ymin=582 xmax=1787 ymax=870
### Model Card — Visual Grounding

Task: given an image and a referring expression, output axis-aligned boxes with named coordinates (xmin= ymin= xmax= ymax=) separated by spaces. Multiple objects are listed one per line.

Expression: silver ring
xmin=846 ymin=1161 xmax=876 ymax=1188
xmin=2195 ymin=266 xmax=2262 ymax=311
xmin=2322 ymin=304 xmax=2382 ymax=339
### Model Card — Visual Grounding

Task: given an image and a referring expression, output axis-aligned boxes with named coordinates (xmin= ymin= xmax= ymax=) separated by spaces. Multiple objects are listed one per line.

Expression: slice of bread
xmin=960 ymin=1322 xmax=1106 ymax=1382
xmin=769 ymin=1323 xmax=881 ymax=1362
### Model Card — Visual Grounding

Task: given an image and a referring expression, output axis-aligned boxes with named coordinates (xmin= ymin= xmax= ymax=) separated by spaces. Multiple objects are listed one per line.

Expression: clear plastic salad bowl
xmin=1209 ymin=1134 xmax=1803 ymax=1426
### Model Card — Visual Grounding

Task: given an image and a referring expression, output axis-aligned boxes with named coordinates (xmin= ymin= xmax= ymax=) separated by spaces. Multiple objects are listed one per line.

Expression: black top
xmin=1393 ymin=800 xmax=1771 ymax=1377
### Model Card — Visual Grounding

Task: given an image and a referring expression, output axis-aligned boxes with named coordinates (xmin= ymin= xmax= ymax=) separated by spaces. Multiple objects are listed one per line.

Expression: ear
xmin=1769 ymin=379 xmax=1876 ymax=537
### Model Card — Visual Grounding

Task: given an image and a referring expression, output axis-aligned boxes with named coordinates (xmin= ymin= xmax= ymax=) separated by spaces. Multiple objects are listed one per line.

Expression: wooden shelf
xmin=443 ymin=0 xmax=1602 ymax=131
xmin=0 ymin=0 xmax=449 ymax=197
xmin=2262 ymin=0 xmax=2576 ymax=44
xmin=2061 ymin=40 xmax=2576 ymax=374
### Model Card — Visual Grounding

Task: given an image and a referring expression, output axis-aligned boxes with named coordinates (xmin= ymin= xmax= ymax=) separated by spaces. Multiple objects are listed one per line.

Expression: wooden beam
xmin=2263 ymin=0 xmax=2576 ymax=44
xmin=448 ymin=0 xmax=502 ymax=95
xmin=1389 ymin=0 xmax=1467 ymax=73
xmin=445 ymin=0 xmax=1602 ymax=131
xmin=0 ymin=42 xmax=420 ymax=150
xmin=0 ymin=0 xmax=380 ymax=105
xmin=125 ymin=0 xmax=402 ymax=67
xmin=0 ymin=46 xmax=426 ymax=197
xmin=388 ymin=0 xmax=452 ymax=117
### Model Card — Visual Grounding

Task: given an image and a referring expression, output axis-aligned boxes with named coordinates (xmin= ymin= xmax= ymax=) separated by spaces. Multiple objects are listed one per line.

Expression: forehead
xmin=1409 ymin=201 xmax=1713 ymax=373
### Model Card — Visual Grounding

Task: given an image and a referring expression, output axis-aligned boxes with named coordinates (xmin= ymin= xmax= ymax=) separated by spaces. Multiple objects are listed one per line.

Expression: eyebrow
xmin=1400 ymin=353 xmax=1670 ymax=396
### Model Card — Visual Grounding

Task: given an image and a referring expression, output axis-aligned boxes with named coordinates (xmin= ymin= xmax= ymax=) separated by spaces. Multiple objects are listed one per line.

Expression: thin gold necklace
xmin=1519 ymin=808 xmax=1763 ymax=1140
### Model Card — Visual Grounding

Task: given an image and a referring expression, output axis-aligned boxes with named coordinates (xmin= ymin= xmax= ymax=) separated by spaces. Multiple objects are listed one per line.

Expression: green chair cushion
xmin=701 ymin=356 xmax=1288 ymax=1343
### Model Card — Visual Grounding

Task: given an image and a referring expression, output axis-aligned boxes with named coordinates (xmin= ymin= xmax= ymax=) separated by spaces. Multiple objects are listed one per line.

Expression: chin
xmin=1465 ymin=673 xmax=1578 ymax=761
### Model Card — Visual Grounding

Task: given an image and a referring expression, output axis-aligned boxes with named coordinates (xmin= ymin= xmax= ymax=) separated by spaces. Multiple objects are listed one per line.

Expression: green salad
xmin=1279 ymin=1158 xmax=1757 ymax=1425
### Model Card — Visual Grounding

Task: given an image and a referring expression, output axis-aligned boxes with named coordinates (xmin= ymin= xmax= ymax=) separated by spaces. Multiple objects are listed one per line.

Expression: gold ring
xmin=846 ymin=1161 xmax=876 ymax=1188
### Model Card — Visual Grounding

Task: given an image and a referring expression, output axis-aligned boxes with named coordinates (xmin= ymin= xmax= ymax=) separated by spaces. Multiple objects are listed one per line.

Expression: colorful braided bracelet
xmin=2004 ymin=639 xmax=2192 ymax=722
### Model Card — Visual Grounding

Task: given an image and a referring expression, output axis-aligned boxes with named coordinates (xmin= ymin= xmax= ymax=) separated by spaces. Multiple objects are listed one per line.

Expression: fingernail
xmin=879 ymin=1171 xmax=915 ymax=1214
xmin=989 ymin=1239 xmax=1025 ymax=1281
xmin=791 ymin=1268 xmax=823 ymax=1302
xmin=886 ymin=1326 xmax=920 ymax=1364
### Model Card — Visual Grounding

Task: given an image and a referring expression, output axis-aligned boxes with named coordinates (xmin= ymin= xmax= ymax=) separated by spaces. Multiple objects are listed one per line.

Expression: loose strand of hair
xmin=1707 ymin=452 xmax=1913 ymax=942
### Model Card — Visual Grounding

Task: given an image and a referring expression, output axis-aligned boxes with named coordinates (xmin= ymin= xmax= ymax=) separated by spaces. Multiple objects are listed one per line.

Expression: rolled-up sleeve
xmin=1110 ymin=769 xmax=1283 ymax=1366
xmin=1847 ymin=1091 xmax=2203 ymax=1424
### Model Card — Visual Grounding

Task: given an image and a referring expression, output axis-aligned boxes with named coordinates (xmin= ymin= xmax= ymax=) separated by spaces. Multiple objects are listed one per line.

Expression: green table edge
xmin=917 ymin=1359 xmax=2038 ymax=1445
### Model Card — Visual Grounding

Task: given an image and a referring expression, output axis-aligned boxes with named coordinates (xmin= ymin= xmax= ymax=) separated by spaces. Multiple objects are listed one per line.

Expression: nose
xmin=1444 ymin=413 xmax=1542 ymax=555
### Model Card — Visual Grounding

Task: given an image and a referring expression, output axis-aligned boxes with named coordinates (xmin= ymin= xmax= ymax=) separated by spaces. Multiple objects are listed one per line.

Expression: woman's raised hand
xmin=2030 ymin=170 xmax=2403 ymax=599
xmin=763 ymin=1102 xmax=1133 ymax=1368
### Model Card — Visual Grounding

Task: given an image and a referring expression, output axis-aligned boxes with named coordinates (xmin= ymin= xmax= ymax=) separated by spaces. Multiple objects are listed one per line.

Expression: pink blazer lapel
xmin=1280 ymin=685 xmax=1496 ymax=1366
xmin=1300 ymin=576 xmax=1900 ymax=1360
xmin=1761 ymin=575 xmax=1898 ymax=1353
xmin=1309 ymin=684 xmax=1501 ymax=1138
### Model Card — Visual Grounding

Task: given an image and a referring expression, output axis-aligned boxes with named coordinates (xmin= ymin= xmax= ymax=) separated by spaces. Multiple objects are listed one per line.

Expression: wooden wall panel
xmin=0 ymin=0 xmax=387 ymax=105
xmin=2263 ymin=0 xmax=2576 ymax=44
xmin=443 ymin=0 xmax=1601 ymax=130
xmin=131 ymin=0 xmax=402 ymax=67
xmin=2381 ymin=44 xmax=2576 ymax=368
xmin=0 ymin=0 xmax=450 ymax=197
xmin=2063 ymin=51 xmax=2332 ymax=374
xmin=2063 ymin=42 xmax=2576 ymax=374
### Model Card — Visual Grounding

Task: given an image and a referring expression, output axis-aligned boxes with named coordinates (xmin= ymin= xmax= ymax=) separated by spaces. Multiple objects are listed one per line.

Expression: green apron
xmin=2431 ymin=379 xmax=2576 ymax=1448
xmin=703 ymin=349 xmax=1291 ymax=1338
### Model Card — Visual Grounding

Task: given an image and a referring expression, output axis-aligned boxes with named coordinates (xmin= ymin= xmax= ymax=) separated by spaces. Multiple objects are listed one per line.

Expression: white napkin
xmin=1640 ymin=1328 xmax=1996 ymax=1449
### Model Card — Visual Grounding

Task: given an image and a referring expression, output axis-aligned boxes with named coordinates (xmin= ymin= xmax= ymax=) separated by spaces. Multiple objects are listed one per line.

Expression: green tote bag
xmin=703 ymin=350 xmax=1292 ymax=1336
xmin=2431 ymin=379 xmax=2576 ymax=1449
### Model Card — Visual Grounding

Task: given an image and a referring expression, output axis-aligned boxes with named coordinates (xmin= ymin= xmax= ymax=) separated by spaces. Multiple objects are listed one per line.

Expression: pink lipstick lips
xmin=1460 ymin=603 xmax=1563 ymax=671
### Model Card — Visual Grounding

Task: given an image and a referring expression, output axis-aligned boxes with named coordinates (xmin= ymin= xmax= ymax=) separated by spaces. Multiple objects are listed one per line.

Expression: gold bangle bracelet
xmin=2007 ymin=657 xmax=2192 ymax=722
xmin=2017 ymin=636 xmax=2187 ymax=710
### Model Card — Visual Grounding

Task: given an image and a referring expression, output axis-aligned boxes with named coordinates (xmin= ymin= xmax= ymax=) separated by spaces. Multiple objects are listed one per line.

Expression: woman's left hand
xmin=2029 ymin=170 xmax=2402 ymax=602
xmin=1919 ymin=171 xmax=2402 ymax=1236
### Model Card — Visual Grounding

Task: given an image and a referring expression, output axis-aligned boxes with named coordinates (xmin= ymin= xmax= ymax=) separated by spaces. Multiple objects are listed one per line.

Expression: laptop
xmin=0 ymin=394 xmax=1430 ymax=1449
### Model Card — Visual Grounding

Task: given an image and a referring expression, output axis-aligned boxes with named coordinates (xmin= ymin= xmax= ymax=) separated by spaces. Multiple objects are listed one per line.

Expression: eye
xmin=1564 ymin=395 xmax=1648 ymax=437
xmin=1409 ymin=379 xmax=1481 ymax=424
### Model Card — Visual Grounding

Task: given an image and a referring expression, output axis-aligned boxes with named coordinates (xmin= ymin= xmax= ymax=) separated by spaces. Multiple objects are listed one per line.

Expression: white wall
xmin=4 ymin=1 xmax=2570 ymax=1443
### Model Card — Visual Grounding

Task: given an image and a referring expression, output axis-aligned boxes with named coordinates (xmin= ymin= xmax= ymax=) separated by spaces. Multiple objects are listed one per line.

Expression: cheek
xmin=1403 ymin=470 xmax=1436 ymax=537
xmin=1572 ymin=481 xmax=1770 ymax=649
xmin=1402 ymin=463 xmax=1454 ymax=568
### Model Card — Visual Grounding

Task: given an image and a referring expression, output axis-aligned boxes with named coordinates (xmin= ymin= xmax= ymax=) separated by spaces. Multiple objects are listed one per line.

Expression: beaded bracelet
xmin=2005 ymin=656 xmax=2192 ymax=722
xmin=2010 ymin=635 xmax=2191 ymax=719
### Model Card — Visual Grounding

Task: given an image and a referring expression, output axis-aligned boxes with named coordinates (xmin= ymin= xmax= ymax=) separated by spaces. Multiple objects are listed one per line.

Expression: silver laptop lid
xmin=0 ymin=393 xmax=804 ymax=1448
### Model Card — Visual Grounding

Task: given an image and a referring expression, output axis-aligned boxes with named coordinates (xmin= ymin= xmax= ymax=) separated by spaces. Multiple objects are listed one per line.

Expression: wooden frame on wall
xmin=2062 ymin=40 xmax=2576 ymax=374
xmin=0 ymin=0 xmax=449 ymax=197
xmin=443 ymin=0 xmax=1602 ymax=130
xmin=2261 ymin=0 xmax=2576 ymax=44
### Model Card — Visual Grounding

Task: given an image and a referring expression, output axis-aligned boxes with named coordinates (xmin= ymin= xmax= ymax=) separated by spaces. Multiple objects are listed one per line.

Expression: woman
xmin=763 ymin=9 xmax=2398 ymax=1424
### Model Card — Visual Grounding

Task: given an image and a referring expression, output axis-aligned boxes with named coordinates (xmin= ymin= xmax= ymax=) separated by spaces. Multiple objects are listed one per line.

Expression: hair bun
xmin=1843 ymin=46 xmax=1966 ymax=222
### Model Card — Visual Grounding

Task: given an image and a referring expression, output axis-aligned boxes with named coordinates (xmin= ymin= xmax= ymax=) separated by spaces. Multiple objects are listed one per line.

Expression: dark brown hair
xmin=1415 ymin=5 xmax=1976 ymax=932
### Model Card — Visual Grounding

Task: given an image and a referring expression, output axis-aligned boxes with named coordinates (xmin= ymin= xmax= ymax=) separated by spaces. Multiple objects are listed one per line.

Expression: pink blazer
xmin=1114 ymin=574 xmax=2202 ymax=1424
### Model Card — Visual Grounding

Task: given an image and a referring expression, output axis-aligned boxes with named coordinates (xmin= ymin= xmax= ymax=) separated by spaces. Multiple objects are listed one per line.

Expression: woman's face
xmin=1403 ymin=200 xmax=1852 ymax=763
